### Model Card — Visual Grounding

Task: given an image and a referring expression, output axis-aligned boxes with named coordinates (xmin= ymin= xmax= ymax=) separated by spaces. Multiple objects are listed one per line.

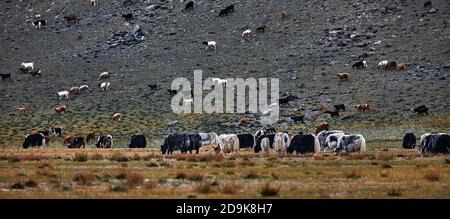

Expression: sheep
xmin=396 ymin=63 xmax=406 ymax=71
xmin=69 ymin=87 xmax=79 ymax=94
xmin=21 ymin=62 xmax=34 ymax=70
xmin=17 ymin=107 xmax=27 ymax=114
xmin=336 ymin=72 xmax=350 ymax=81
xmin=33 ymin=20 xmax=47 ymax=29
xmin=29 ymin=69 xmax=42 ymax=77
xmin=203 ymin=41 xmax=216 ymax=50
xmin=377 ymin=60 xmax=388 ymax=70
xmin=90 ymin=0 xmax=98 ymax=6
xmin=63 ymin=15 xmax=78 ymax=23
xmin=242 ymin=29 xmax=252 ymax=38
xmin=57 ymin=91 xmax=69 ymax=100
xmin=98 ymin=71 xmax=109 ymax=80
xmin=113 ymin=113 xmax=123 ymax=121
xmin=0 ymin=73 xmax=11 ymax=80
xmin=78 ymin=85 xmax=89 ymax=93
xmin=256 ymin=25 xmax=266 ymax=32
xmin=54 ymin=105 xmax=68 ymax=114
xmin=100 ymin=82 xmax=110 ymax=91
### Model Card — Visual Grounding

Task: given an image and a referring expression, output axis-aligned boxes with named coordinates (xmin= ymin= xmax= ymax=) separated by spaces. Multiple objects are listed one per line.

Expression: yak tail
xmin=313 ymin=134 xmax=321 ymax=154
xmin=359 ymin=135 xmax=367 ymax=153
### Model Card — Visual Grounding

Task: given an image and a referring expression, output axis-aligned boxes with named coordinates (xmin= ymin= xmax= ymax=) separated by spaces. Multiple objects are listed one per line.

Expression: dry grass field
xmin=0 ymin=141 xmax=448 ymax=199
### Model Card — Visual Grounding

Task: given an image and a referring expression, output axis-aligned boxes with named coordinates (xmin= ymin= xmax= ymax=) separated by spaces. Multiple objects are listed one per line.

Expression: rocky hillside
xmin=0 ymin=0 xmax=449 ymax=147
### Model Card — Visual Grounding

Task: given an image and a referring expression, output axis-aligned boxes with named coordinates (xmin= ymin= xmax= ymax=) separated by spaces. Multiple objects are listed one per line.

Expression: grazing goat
xmin=396 ymin=63 xmax=406 ymax=71
xmin=21 ymin=62 xmax=34 ymax=70
xmin=58 ymin=91 xmax=69 ymax=100
xmin=325 ymin=110 xmax=340 ymax=118
xmin=17 ymin=107 xmax=27 ymax=114
xmin=0 ymin=73 xmax=11 ymax=80
xmin=78 ymin=85 xmax=89 ymax=93
xmin=69 ymin=87 xmax=79 ymax=94
xmin=315 ymin=122 xmax=329 ymax=134
xmin=354 ymin=104 xmax=370 ymax=112
xmin=54 ymin=106 xmax=68 ymax=114
xmin=352 ymin=60 xmax=367 ymax=69
xmin=63 ymin=15 xmax=78 ymax=23
xmin=336 ymin=72 xmax=349 ymax=81
xmin=256 ymin=25 xmax=266 ymax=32
xmin=203 ymin=41 xmax=216 ymax=50
xmin=291 ymin=115 xmax=304 ymax=123
xmin=113 ymin=113 xmax=123 ymax=121
xmin=185 ymin=1 xmax=194 ymax=10
xmin=29 ymin=69 xmax=42 ymax=77
xmin=377 ymin=60 xmax=388 ymax=70
xmin=100 ymin=82 xmax=110 ymax=91
xmin=239 ymin=118 xmax=251 ymax=126
xmin=122 ymin=13 xmax=133 ymax=21
xmin=218 ymin=4 xmax=234 ymax=16
xmin=90 ymin=0 xmax=98 ymax=6
xmin=98 ymin=71 xmax=109 ymax=80
xmin=387 ymin=61 xmax=397 ymax=70
xmin=334 ymin=104 xmax=345 ymax=112
xmin=242 ymin=29 xmax=251 ymax=38
xmin=33 ymin=20 xmax=47 ymax=28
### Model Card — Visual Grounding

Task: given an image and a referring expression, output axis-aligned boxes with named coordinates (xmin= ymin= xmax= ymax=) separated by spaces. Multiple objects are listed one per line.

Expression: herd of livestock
xmin=3 ymin=1 xmax=448 ymax=156
xmin=21 ymin=127 xmax=450 ymax=156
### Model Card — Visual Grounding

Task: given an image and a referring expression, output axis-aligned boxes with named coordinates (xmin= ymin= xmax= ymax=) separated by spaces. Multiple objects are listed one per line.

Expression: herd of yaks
xmin=21 ymin=127 xmax=449 ymax=156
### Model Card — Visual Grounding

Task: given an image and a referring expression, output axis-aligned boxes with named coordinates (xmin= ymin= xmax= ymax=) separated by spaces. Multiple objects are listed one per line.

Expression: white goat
xmin=100 ymin=82 xmax=110 ymax=91
xmin=57 ymin=91 xmax=69 ymax=100
xmin=21 ymin=62 xmax=34 ymax=70
xmin=242 ymin=29 xmax=251 ymax=38
xmin=98 ymin=71 xmax=109 ymax=80
xmin=203 ymin=41 xmax=216 ymax=50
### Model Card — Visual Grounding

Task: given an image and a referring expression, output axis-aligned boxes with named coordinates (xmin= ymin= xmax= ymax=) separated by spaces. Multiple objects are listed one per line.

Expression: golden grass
xmin=0 ymin=148 xmax=448 ymax=198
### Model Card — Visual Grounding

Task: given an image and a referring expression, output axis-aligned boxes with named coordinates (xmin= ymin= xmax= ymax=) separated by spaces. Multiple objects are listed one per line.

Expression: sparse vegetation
xmin=243 ymin=169 xmax=259 ymax=179
xmin=387 ymin=188 xmax=402 ymax=197
xmin=74 ymin=153 xmax=88 ymax=162
xmin=126 ymin=172 xmax=144 ymax=187
xmin=343 ymin=170 xmax=361 ymax=179
xmin=0 ymin=148 xmax=448 ymax=198
xmin=220 ymin=182 xmax=242 ymax=194
xmin=194 ymin=181 xmax=214 ymax=194
xmin=73 ymin=171 xmax=95 ymax=185
xmin=259 ymin=183 xmax=280 ymax=197
xmin=423 ymin=170 xmax=441 ymax=182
